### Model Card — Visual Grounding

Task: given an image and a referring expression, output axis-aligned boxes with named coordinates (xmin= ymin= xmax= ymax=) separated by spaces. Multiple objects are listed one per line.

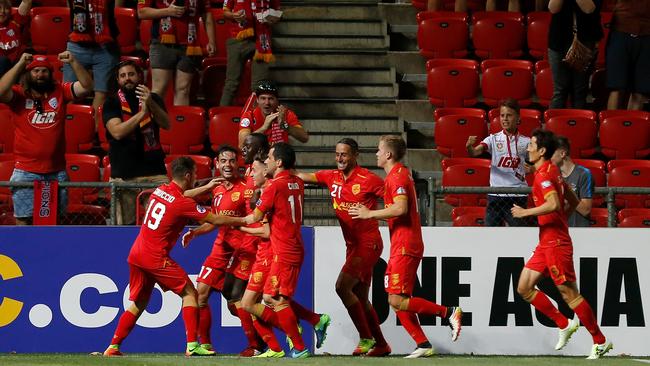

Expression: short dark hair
xmin=499 ymin=98 xmax=521 ymax=116
xmin=171 ymin=156 xmax=195 ymax=180
xmin=255 ymin=80 xmax=278 ymax=97
xmin=555 ymin=135 xmax=571 ymax=155
xmin=337 ymin=138 xmax=359 ymax=155
xmin=271 ymin=142 xmax=296 ymax=169
xmin=249 ymin=133 xmax=270 ymax=156
xmin=216 ymin=144 xmax=239 ymax=158
xmin=380 ymin=135 xmax=407 ymax=162
xmin=531 ymin=129 xmax=558 ymax=160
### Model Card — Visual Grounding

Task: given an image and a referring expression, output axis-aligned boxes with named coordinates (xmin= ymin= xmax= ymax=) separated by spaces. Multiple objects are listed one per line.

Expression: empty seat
xmin=617 ymin=208 xmax=650 ymax=223
xmin=202 ymin=58 xmax=252 ymax=107
xmin=65 ymin=153 xmax=101 ymax=205
xmin=65 ymin=104 xmax=95 ymax=153
xmin=481 ymin=59 xmax=534 ymax=107
xmin=599 ymin=116 xmax=650 ymax=159
xmin=588 ymin=207 xmax=609 ymax=227
xmin=442 ymin=163 xmax=490 ymax=206
xmin=417 ymin=12 xmax=469 ymax=59
xmin=451 ymin=206 xmax=486 ymax=221
xmin=159 ymin=106 xmax=207 ymax=154
xmin=608 ymin=159 xmax=650 ymax=172
xmin=453 ymin=211 xmax=486 ymax=226
xmin=115 ymin=7 xmax=137 ymax=54
xmin=471 ymin=11 xmax=525 ymax=59
xmin=96 ymin=105 xmax=109 ymax=152
xmin=488 ymin=107 xmax=541 ymax=136
xmin=435 ymin=114 xmax=488 ymax=157
xmin=0 ymin=107 xmax=15 ymax=153
xmin=165 ymin=155 xmax=213 ymax=180
xmin=598 ymin=110 xmax=650 ymax=122
xmin=534 ymin=60 xmax=553 ymax=107
xmin=441 ymin=157 xmax=490 ymax=170
xmin=209 ymin=8 xmax=236 ymax=62
xmin=208 ymin=106 xmax=243 ymax=152
xmin=433 ymin=107 xmax=486 ymax=121
xmin=545 ymin=114 xmax=599 ymax=158
xmin=30 ymin=7 xmax=70 ymax=54
xmin=526 ymin=11 xmax=551 ymax=59
xmin=618 ymin=216 xmax=650 ymax=228
xmin=427 ymin=59 xmax=479 ymax=107
xmin=608 ymin=166 xmax=650 ymax=208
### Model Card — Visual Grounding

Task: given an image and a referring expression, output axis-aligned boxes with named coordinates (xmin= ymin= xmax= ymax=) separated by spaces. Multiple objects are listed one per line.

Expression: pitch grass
xmin=0 ymin=354 xmax=647 ymax=366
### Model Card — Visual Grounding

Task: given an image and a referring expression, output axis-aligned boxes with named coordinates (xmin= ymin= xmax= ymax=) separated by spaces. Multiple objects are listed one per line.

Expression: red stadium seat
xmin=573 ymin=158 xmax=606 ymax=206
xmin=0 ymin=106 xmax=15 ymax=153
xmin=544 ymin=108 xmax=597 ymax=121
xmin=30 ymin=7 xmax=70 ymax=54
xmin=413 ymin=0 xmax=483 ymax=11
xmin=599 ymin=116 xmax=650 ymax=159
xmin=471 ymin=12 xmax=525 ymax=59
xmin=526 ymin=11 xmax=551 ymax=59
xmin=441 ymin=158 xmax=490 ymax=170
xmin=202 ymin=58 xmax=252 ymax=107
xmin=588 ymin=208 xmax=609 ymax=227
xmin=42 ymin=55 xmax=64 ymax=84
xmin=451 ymin=206 xmax=486 ymax=221
xmin=65 ymin=104 xmax=95 ymax=153
xmin=453 ymin=211 xmax=486 ymax=226
xmin=165 ymin=155 xmax=213 ymax=180
xmin=488 ymin=108 xmax=541 ymax=136
xmin=617 ymin=208 xmax=650 ymax=223
xmin=433 ymin=107 xmax=486 ymax=121
xmin=598 ymin=110 xmax=650 ymax=122
xmin=597 ymin=12 xmax=612 ymax=68
xmin=208 ymin=9 xmax=235 ymax=62
xmin=115 ymin=7 xmax=138 ymax=55
xmin=417 ymin=12 xmax=469 ymax=59
xmin=618 ymin=216 xmax=650 ymax=228
xmin=608 ymin=166 xmax=650 ymax=208
xmin=481 ymin=59 xmax=534 ymax=107
xmin=29 ymin=6 xmax=66 ymax=16
xmin=0 ymin=159 xmax=14 ymax=204
xmin=435 ymin=114 xmax=488 ymax=157
xmin=607 ymin=159 xmax=650 ymax=172
xmin=442 ymin=163 xmax=490 ymax=206
xmin=208 ymin=106 xmax=243 ymax=152
xmin=139 ymin=19 xmax=152 ymax=53
xmin=65 ymin=153 xmax=101 ymax=205
xmin=101 ymin=155 xmax=111 ymax=182
xmin=545 ymin=115 xmax=598 ymax=158
xmin=427 ymin=59 xmax=479 ymax=107
xmin=159 ymin=106 xmax=206 ymax=154
xmin=96 ymin=105 xmax=109 ymax=152
xmin=534 ymin=60 xmax=553 ymax=107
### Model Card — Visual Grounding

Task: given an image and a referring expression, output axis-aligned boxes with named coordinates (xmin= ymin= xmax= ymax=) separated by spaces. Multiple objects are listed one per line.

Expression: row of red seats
xmin=417 ymin=10 xmax=613 ymax=65
xmin=434 ymin=107 xmax=650 ymax=160
xmin=451 ymin=206 xmax=650 ymax=227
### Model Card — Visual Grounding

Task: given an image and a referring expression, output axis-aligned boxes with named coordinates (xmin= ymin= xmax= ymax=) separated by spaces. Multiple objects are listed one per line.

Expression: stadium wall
xmin=314 ymin=227 xmax=649 ymax=356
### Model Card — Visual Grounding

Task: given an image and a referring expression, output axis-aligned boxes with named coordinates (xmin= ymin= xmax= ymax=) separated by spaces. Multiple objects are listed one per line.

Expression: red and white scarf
xmin=69 ymin=0 xmax=114 ymax=44
xmin=159 ymin=0 xmax=203 ymax=56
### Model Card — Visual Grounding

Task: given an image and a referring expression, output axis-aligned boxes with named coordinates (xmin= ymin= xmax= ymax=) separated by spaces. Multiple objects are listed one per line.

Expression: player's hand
xmin=348 ymin=203 xmax=371 ymax=220
xmin=511 ymin=204 xmax=527 ymax=218
xmin=206 ymin=177 xmax=226 ymax=189
xmin=182 ymin=230 xmax=194 ymax=248
xmin=244 ymin=214 xmax=255 ymax=225
xmin=167 ymin=1 xmax=185 ymax=17
xmin=58 ymin=51 xmax=74 ymax=64
xmin=466 ymin=135 xmax=477 ymax=149
xmin=19 ymin=53 xmax=33 ymax=66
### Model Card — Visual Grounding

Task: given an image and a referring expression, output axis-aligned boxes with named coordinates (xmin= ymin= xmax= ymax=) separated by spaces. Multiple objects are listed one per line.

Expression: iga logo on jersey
xmin=30 ymin=111 xmax=57 ymax=128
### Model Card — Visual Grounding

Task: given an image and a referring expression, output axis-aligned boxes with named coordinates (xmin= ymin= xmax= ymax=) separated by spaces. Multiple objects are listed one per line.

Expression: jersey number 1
xmin=287 ymin=195 xmax=303 ymax=224
xmin=144 ymin=200 xmax=166 ymax=230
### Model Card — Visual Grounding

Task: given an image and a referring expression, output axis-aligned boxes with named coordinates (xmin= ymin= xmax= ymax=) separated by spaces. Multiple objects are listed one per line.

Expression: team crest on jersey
xmin=240 ymin=117 xmax=251 ymax=128
xmin=7 ymin=29 xmax=15 ymax=37
xmin=240 ymin=260 xmax=250 ymax=271
xmin=48 ymin=98 xmax=58 ymax=109
xmin=396 ymin=187 xmax=406 ymax=195
xmin=391 ymin=273 xmax=400 ymax=286
xmin=496 ymin=142 xmax=504 ymax=151
xmin=196 ymin=204 xmax=206 ymax=213
xmin=541 ymin=180 xmax=552 ymax=188
xmin=352 ymin=184 xmax=361 ymax=195
xmin=231 ymin=192 xmax=241 ymax=202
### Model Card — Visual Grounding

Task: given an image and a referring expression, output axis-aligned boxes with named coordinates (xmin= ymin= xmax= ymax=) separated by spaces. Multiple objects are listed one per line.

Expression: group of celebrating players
xmin=101 ymin=128 xmax=612 ymax=359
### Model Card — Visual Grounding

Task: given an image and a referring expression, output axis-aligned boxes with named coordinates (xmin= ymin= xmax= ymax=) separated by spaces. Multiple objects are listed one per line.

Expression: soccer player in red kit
xmin=511 ymin=129 xmax=612 ymax=359
xmin=103 ymin=157 xmax=248 ymax=357
xmin=349 ymin=135 xmax=463 ymax=358
xmin=243 ymin=143 xmax=329 ymax=358
xmin=298 ymin=138 xmax=390 ymax=357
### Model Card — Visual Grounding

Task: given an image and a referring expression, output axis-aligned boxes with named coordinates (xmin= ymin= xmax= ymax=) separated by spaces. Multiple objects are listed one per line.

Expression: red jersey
xmin=255 ymin=170 xmax=304 ymax=266
xmin=239 ymin=107 xmax=303 ymax=145
xmin=315 ymin=165 xmax=384 ymax=247
xmin=128 ymin=182 xmax=210 ymax=269
xmin=0 ymin=14 xmax=28 ymax=62
xmin=384 ymin=163 xmax=424 ymax=258
xmin=211 ymin=178 xmax=247 ymax=246
xmin=241 ymin=166 xmax=261 ymax=249
xmin=9 ymin=83 xmax=76 ymax=173
xmin=532 ymin=161 xmax=572 ymax=246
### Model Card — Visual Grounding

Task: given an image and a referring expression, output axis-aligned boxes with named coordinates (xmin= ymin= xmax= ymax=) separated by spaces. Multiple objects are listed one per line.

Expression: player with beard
xmin=0 ymin=52 xmax=93 ymax=225
xmin=297 ymin=138 xmax=390 ymax=357
xmin=102 ymin=59 xmax=170 ymax=225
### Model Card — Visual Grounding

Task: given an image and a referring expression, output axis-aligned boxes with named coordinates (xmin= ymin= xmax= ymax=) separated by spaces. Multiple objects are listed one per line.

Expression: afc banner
xmin=314 ymin=227 xmax=648 ymax=356
xmin=0 ymin=226 xmax=315 ymax=353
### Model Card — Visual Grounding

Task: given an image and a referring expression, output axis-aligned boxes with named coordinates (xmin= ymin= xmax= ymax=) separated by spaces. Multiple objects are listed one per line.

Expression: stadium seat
xmin=433 ymin=107 xmax=486 ymax=121
xmin=159 ymin=106 xmax=206 ymax=154
xmin=441 ymin=157 xmax=490 ymax=170
xmin=64 ymin=104 xmax=95 ymax=153
xmin=205 ymin=8 xmax=235 ymax=62
xmin=135 ymin=189 xmax=155 ymax=225
xmin=453 ymin=211 xmax=486 ymax=226
xmin=544 ymin=108 xmax=597 ymax=121
xmin=0 ymin=106 xmax=15 ymax=153
xmin=101 ymin=155 xmax=111 ymax=182
xmin=471 ymin=12 xmax=525 ymax=59
xmin=607 ymin=166 xmax=650 ymax=208
xmin=598 ymin=110 xmax=650 ymax=122
xmin=573 ymin=158 xmax=606 ymax=206
xmin=96 ymin=105 xmax=109 ymax=152
xmin=165 ymin=155 xmax=213 ymax=180
xmin=488 ymin=108 xmax=541 ymax=136
xmin=597 ymin=12 xmax=612 ymax=67
xmin=29 ymin=6 xmax=66 ymax=16
xmin=43 ymin=55 xmax=64 ymax=84
xmin=435 ymin=114 xmax=488 ymax=157
xmin=534 ymin=60 xmax=553 ymax=107
xmin=66 ymin=153 xmax=102 ymax=205
xmin=427 ymin=59 xmax=479 ymax=107
xmin=0 ymin=159 xmax=14 ymax=204
xmin=451 ymin=206 xmax=486 ymax=221
xmin=417 ymin=12 xmax=469 ymax=59
xmin=617 ymin=208 xmax=650 ymax=223
xmin=30 ymin=7 xmax=70 ymax=54
xmin=526 ymin=11 xmax=551 ymax=59
xmin=139 ymin=19 xmax=152 ymax=53
xmin=618 ymin=216 xmax=650 ymax=228
xmin=442 ymin=163 xmax=490 ymax=206
xmin=481 ymin=59 xmax=534 ymax=107
xmin=412 ymin=0 xmax=483 ymax=11
xmin=115 ymin=7 xmax=137 ymax=55
xmin=608 ymin=159 xmax=650 ymax=172
xmin=588 ymin=208 xmax=609 ymax=227
xmin=0 ymin=203 xmax=15 ymax=225
xmin=208 ymin=106 xmax=243 ymax=152
xmin=202 ymin=58 xmax=252 ymax=107
xmin=599 ymin=116 xmax=650 ymax=159
xmin=544 ymin=114 xmax=599 ymax=158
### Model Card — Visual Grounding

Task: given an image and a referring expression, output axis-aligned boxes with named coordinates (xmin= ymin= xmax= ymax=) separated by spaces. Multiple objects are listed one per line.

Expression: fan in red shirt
xmin=511 ymin=129 xmax=612 ymax=359
xmin=103 ymin=157 xmax=248 ymax=357
xmin=298 ymin=138 xmax=390 ymax=357
xmin=0 ymin=52 xmax=93 ymax=225
xmin=238 ymin=81 xmax=309 ymax=148
xmin=349 ymin=135 xmax=463 ymax=358
xmin=0 ymin=0 xmax=31 ymax=75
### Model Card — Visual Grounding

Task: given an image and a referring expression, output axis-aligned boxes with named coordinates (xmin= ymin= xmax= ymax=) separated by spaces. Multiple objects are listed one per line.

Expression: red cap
xmin=26 ymin=55 xmax=53 ymax=72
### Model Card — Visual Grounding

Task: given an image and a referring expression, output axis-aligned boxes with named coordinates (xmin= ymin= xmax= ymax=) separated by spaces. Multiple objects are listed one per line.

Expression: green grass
xmin=0 ymin=354 xmax=647 ymax=366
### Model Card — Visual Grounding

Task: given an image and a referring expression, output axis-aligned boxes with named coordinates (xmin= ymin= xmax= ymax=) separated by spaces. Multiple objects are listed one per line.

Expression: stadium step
xmin=278 ymin=84 xmax=398 ymax=99
xmin=282 ymin=3 xmax=381 ymax=21
xmin=283 ymin=99 xmax=397 ymax=119
xmin=273 ymin=50 xmax=390 ymax=69
xmin=273 ymin=35 xmax=389 ymax=51
xmin=271 ymin=68 xmax=395 ymax=85
xmin=298 ymin=118 xmax=402 ymax=134
xmin=274 ymin=20 xmax=386 ymax=36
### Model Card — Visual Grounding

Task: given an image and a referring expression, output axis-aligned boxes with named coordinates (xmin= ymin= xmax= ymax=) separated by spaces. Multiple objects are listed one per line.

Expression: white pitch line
xmin=633 ymin=359 xmax=650 ymax=364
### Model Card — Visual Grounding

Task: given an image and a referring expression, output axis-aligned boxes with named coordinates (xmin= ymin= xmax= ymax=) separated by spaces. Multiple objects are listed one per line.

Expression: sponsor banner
xmin=0 ymin=226 xmax=315 ymax=353
xmin=314 ymin=227 xmax=649 ymax=356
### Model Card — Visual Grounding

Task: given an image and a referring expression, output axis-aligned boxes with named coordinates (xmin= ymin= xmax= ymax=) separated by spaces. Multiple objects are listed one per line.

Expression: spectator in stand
xmin=551 ymin=136 xmax=593 ymax=227
xmin=547 ymin=0 xmax=603 ymax=109
xmin=65 ymin=0 xmax=120 ymax=128
xmin=138 ymin=0 xmax=216 ymax=106
xmin=606 ymin=1 xmax=650 ymax=110
xmin=0 ymin=0 xmax=32 ymax=75
xmin=220 ymin=0 xmax=279 ymax=107
xmin=466 ymin=98 xmax=532 ymax=227
xmin=0 ymin=53 xmax=93 ymax=225
xmin=238 ymin=80 xmax=309 ymax=148
xmin=103 ymin=59 xmax=170 ymax=225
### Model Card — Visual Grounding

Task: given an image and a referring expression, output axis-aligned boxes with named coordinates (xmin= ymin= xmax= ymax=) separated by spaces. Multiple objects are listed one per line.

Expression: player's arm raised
xmin=512 ymin=191 xmax=561 ymax=218
xmin=184 ymin=178 xmax=224 ymax=198
xmin=295 ymin=171 xmax=318 ymax=184
xmin=349 ymin=196 xmax=408 ymax=220
xmin=201 ymin=212 xmax=247 ymax=226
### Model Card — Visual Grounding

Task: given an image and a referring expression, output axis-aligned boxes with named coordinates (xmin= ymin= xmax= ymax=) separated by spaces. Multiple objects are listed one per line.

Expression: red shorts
xmin=247 ymin=257 xmax=271 ymax=293
xmin=197 ymin=264 xmax=227 ymax=291
xmin=128 ymin=260 xmax=191 ymax=302
xmin=341 ymin=241 xmax=382 ymax=284
xmin=525 ymin=242 xmax=576 ymax=285
xmin=229 ymin=247 xmax=256 ymax=281
xmin=384 ymin=254 xmax=421 ymax=296
xmin=199 ymin=240 xmax=257 ymax=289
xmin=264 ymin=259 xmax=301 ymax=298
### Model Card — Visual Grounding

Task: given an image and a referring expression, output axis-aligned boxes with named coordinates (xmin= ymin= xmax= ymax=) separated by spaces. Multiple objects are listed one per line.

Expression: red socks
xmin=347 ymin=300 xmax=372 ymax=339
xmin=275 ymin=307 xmax=305 ymax=351
xmin=237 ymin=306 xmax=262 ymax=349
xmin=529 ymin=291 xmax=569 ymax=329
xmin=572 ymin=298 xmax=606 ymax=344
xmin=182 ymin=306 xmax=200 ymax=343
xmin=260 ymin=305 xmax=280 ymax=327
xmin=252 ymin=317 xmax=282 ymax=352
xmin=406 ymin=297 xmax=448 ymax=318
xmin=396 ymin=310 xmax=428 ymax=345
xmin=290 ymin=300 xmax=320 ymax=326
xmin=365 ymin=304 xmax=388 ymax=346
xmin=198 ymin=306 xmax=212 ymax=345
xmin=110 ymin=310 xmax=137 ymax=345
